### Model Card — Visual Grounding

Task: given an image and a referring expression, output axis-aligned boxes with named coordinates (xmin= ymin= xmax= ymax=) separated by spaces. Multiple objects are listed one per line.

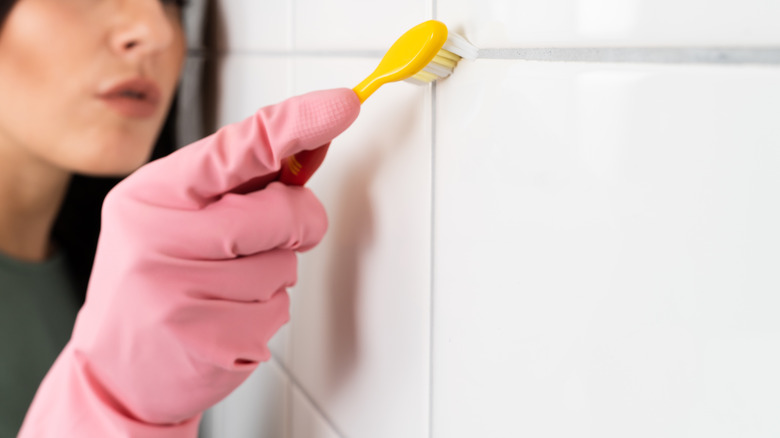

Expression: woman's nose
xmin=110 ymin=0 xmax=175 ymax=61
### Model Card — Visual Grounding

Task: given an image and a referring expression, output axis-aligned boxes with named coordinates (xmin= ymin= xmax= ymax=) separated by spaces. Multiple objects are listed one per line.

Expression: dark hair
xmin=1 ymin=0 xmax=179 ymax=301
xmin=0 ymin=2 xmax=14 ymax=30
xmin=52 ymin=110 xmax=178 ymax=300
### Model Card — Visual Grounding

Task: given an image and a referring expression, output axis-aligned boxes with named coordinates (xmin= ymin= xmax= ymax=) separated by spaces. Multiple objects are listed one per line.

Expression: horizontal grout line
xmin=189 ymin=46 xmax=780 ymax=65
xmin=187 ymin=48 xmax=385 ymax=58
xmin=478 ymin=47 xmax=780 ymax=65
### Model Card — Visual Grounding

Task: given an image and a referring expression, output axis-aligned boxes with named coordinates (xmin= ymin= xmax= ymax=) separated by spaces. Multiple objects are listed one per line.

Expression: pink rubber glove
xmin=19 ymin=88 xmax=360 ymax=437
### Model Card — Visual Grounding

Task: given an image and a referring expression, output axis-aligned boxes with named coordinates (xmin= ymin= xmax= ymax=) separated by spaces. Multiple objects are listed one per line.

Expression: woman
xmin=0 ymin=0 xmax=361 ymax=436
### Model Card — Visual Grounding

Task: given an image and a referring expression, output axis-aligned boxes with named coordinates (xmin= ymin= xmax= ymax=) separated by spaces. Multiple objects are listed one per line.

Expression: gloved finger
xmin=169 ymin=288 xmax=291 ymax=369
xmin=112 ymin=182 xmax=328 ymax=259
xmin=113 ymin=88 xmax=360 ymax=210
xmin=167 ymin=249 xmax=298 ymax=303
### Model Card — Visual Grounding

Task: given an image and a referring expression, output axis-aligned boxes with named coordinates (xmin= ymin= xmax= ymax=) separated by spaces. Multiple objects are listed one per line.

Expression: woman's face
xmin=0 ymin=0 xmax=186 ymax=176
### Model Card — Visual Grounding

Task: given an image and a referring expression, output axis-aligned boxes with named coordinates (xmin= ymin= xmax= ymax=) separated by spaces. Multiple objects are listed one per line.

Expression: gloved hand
xmin=18 ymin=88 xmax=361 ymax=437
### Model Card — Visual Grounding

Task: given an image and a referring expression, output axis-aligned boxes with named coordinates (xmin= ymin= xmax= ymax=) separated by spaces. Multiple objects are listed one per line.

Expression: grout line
xmin=429 ymin=7 xmax=438 ymax=438
xmin=287 ymin=0 xmax=295 ymax=433
xmin=428 ymin=81 xmax=437 ymax=438
xmin=478 ymin=47 xmax=780 ymax=65
xmin=190 ymin=46 xmax=780 ymax=65
xmin=188 ymin=49 xmax=385 ymax=58
xmin=285 ymin=344 xmax=293 ymax=437
xmin=265 ymin=357 xmax=295 ymax=438
xmin=288 ymin=0 xmax=296 ymax=54
xmin=269 ymin=355 xmax=350 ymax=438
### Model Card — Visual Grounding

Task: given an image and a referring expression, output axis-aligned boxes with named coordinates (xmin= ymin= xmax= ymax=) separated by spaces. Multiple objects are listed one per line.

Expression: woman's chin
xmin=70 ymin=152 xmax=153 ymax=178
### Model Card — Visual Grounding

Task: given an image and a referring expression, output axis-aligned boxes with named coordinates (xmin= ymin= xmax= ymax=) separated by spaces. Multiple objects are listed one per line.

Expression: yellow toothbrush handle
xmin=352 ymin=20 xmax=448 ymax=103
xmin=353 ymin=77 xmax=379 ymax=103
xmin=282 ymin=20 xmax=450 ymax=185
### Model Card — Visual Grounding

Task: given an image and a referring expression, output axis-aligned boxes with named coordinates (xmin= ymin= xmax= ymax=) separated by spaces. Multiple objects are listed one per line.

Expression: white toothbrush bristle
xmin=405 ymin=75 xmax=434 ymax=85
xmin=406 ymin=31 xmax=477 ymax=86
xmin=442 ymin=32 xmax=478 ymax=60
xmin=424 ymin=60 xmax=454 ymax=78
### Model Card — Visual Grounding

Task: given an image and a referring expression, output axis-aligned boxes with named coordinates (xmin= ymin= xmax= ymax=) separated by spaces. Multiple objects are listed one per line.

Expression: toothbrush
xmin=278 ymin=20 xmax=477 ymax=186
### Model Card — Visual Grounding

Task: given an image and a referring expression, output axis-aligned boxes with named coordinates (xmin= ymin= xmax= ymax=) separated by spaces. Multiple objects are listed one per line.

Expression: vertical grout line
xmin=286 ymin=2 xmax=296 ymax=436
xmin=288 ymin=0 xmax=296 ymax=55
xmin=429 ymin=0 xmax=438 ymax=424
xmin=429 ymin=81 xmax=437 ymax=438
xmin=283 ymin=4 xmax=349 ymax=438
xmin=428 ymin=5 xmax=439 ymax=438
xmin=429 ymin=2 xmax=438 ymax=438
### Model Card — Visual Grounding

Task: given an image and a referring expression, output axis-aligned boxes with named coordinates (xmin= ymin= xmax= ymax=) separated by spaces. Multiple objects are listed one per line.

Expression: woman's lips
xmin=98 ymin=78 xmax=162 ymax=118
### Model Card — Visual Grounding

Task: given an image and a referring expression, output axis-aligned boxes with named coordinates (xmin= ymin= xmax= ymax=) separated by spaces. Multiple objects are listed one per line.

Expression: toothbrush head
xmin=353 ymin=20 xmax=476 ymax=103
xmin=278 ymin=21 xmax=476 ymax=187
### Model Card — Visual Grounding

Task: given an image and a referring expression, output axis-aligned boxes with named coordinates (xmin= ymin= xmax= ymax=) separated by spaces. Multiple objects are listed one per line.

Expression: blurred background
xmin=179 ymin=1 xmax=780 ymax=437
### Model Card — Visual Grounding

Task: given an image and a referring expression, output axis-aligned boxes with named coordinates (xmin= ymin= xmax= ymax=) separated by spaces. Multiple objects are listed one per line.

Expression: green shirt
xmin=0 ymin=251 xmax=81 ymax=437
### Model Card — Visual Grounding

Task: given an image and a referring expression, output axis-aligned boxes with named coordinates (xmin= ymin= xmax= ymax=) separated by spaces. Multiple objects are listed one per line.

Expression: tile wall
xmin=185 ymin=1 xmax=780 ymax=437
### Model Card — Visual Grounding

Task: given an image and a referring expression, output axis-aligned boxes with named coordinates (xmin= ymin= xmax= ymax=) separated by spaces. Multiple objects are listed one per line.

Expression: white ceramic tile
xmin=214 ymin=55 xmax=293 ymax=364
xmin=438 ymin=0 xmax=780 ymax=47
xmin=290 ymin=386 xmax=341 ymax=438
xmin=432 ymin=59 xmax=780 ymax=437
xmin=212 ymin=0 xmax=291 ymax=51
xmin=294 ymin=0 xmax=428 ymax=51
xmin=288 ymin=57 xmax=432 ymax=438
xmin=215 ymin=56 xmax=292 ymax=127
xmin=201 ymin=360 xmax=289 ymax=438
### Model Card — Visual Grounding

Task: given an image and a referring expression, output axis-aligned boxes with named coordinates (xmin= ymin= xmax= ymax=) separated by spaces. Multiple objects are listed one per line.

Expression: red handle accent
xmin=228 ymin=144 xmax=330 ymax=194
xmin=278 ymin=144 xmax=331 ymax=186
